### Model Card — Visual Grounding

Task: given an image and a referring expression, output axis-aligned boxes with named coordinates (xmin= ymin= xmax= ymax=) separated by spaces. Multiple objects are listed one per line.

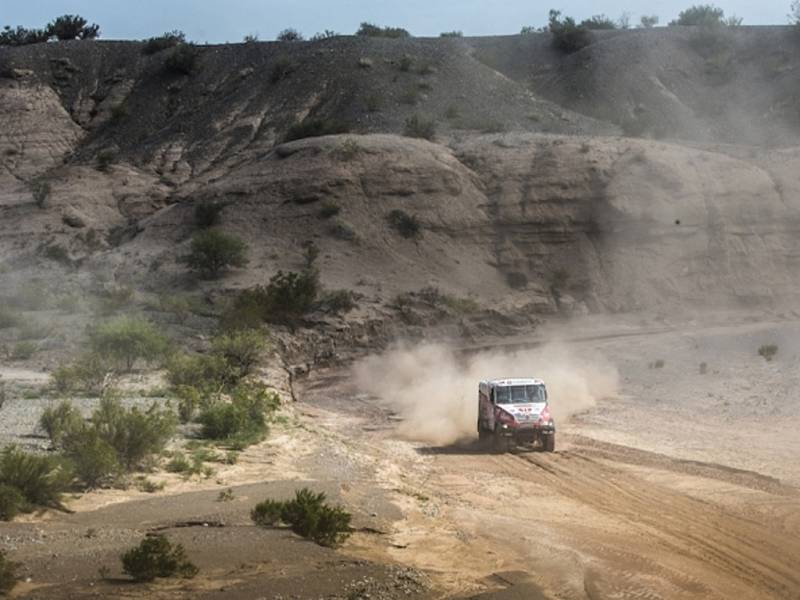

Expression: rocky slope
xmin=1 ymin=31 xmax=800 ymax=353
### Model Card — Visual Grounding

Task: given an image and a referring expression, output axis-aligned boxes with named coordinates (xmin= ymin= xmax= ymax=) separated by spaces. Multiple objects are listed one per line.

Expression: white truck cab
xmin=478 ymin=378 xmax=555 ymax=452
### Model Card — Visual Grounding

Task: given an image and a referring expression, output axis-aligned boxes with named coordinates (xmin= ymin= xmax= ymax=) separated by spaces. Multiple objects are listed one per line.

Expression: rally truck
xmin=477 ymin=378 xmax=555 ymax=452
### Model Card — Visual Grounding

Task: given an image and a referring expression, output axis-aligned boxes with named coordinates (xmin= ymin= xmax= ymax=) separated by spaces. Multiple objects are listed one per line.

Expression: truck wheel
xmin=492 ymin=428 xmax=510 ymax=454
xmin=542 ymin=433 xmax=555 ymax=453
xmin=478 ymin=421 xmax=491 ymax=444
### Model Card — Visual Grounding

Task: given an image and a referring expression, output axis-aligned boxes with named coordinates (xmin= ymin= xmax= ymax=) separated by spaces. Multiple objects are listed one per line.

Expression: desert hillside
xmin=2 ymin=30 xmax=800 ymax=332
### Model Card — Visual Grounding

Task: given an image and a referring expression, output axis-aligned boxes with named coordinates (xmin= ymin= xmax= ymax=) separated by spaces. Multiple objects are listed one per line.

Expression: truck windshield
xmin=495 ymin=385 xmax=546 ymax=404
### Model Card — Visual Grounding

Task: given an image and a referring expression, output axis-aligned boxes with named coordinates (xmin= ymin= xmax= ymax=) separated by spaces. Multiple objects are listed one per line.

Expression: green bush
xmin=121 ymin=535 xmax=198 ymax=582
xmin=182 ymin=229 xmax=249 ymax=279
xmin=356 ymin=23 xmax=410 ymax=38
xmin=142 ymin=30 xmax=185 ymax=55
xmin=758 ymin=344 xmax=778 ymax=362
xmin=166 ymin=352 xmax=227 ymax=391
xmin=193 ymin=200 xmax=225 ymax=228
xmin=91 ymin=395 xmax=177 ymax=470
xmin=164 ymin=44 xmax=198 ymax=75
xmin=198 ymin=382 xmax=278 ymax=445
xmin=62 ymin=427 xmax=120 ymax=488
xmin=167 ymin=329 xmax=266 ymax=395
xmin=387 ymin=209 xmax=422 ymax=239
xmin=284 ymin=118 xmax=350 ymax=142
xmin=46 ymin=14 xmax=99 ymax=40
xmin=262 ymin=269 xmax=320 ymax=325
xmin=251 ymin=488 xmax=352 ymax=547
xmin=51 ymin=352 xmax=112 ymax=396
xmin=548 ymin=9 xmax=593 ymax=54
xmin=0 ymin=446 xmax=72 ymax=509
xmin=88 ymin=316 xmax=171 ymax=372
xmin=403 ymin=115 xmax=436 ymax=140
xmin=40 ymin=401 xmax=84 ymax=446
xmin=250 ymin=498 xmax=284 ymax=526
xmin=640 ymin=15 xmax=660 ymax=28
xmin=0 ymin=484 xmax=26 ymax=521
xmin=211 ymin=330 xmax=267 ymax=382
xmin=670 ymin=5 xmax=740 ymax=27
xmin=0 ymin=551 xmax=19 ymax=595
xmin=9 ymin=341 xmax=36 ymax=361
xmin=317 ymin=290 xmax=357 ymax=314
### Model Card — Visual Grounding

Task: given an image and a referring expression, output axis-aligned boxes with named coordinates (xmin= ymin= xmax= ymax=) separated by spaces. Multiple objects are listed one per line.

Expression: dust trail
xmin=353 ymin=343 xmax=618 ymax=446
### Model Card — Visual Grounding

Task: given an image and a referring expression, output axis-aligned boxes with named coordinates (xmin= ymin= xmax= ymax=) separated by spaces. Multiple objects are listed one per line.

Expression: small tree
xmin=670 ymin=5 xmax=740 ymax=26
xmin=640 ymin=15 xmax=660 ymax=28
xmin=791 ymin=1 xmax=800 ymax=25
xmin=164 ymin=43 xmax=198 ymax=74
xmin=183 ymin=229 xmax=248 ymax=279
xmin=121 ymin=535 xmax=198 ymax=582
xmin=580 ymin=15 xmax=617 ymax=29
xmin=62 ymin=427 xmax=120 ymax=488
xmin=193 ymin=199 xmax=225 ymax=228
xmin=277 ymin=28 xmax=303 ymax=42
xmin=548 ymin=9 xmax=593 ymax=53
xmin=356 ymin=22 xmax=411 ymax=38
xmin=87 ymin=316 xmax=170 ymax=372
xmin=46 ymin=15 xmax=100 ymax=40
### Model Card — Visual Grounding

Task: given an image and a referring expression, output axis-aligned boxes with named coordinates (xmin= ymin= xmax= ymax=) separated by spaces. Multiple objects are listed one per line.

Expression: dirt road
xmin=2 ymin=315 xmax=800 ymax=599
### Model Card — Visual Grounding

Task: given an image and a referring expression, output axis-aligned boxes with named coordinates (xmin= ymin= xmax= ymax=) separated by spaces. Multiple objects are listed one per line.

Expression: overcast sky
xmin=4 ymin=1 xmax=795 ymax=42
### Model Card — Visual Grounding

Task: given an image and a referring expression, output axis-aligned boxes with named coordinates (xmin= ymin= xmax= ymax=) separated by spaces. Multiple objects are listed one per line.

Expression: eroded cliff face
xmin=1 ymin=39 xmax=799 ymax=325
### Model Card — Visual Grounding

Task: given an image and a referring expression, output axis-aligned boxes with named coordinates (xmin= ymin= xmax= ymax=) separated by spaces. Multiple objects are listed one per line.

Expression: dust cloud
xmin=353 ymin=342 xmax=619 ymax=446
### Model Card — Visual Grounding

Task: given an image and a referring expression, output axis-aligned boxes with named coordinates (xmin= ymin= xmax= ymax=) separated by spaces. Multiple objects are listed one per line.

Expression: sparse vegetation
xmin=121 ymin=535 xmax=198 ymax=582
xmin=0 ymin=446 xmax=72 ymax=511
xmin=699 ymin=362 xmax=708 ymax=374
xmin=96 ymin=148 xmax=117 ymax=171
xmin=403 ymin=115 xmax=436 ymax=140
xmin=335 ymin=138 xmax=361 ymax=161
xmin=217 ymin=488 xmax=235 ymax=502
xmin=182 ymin=229 xmax=249 ymax=279
xmin=47 ymin=14 xmax=100 ymax=40
xmin=194 ymin=199 xmax=226 ymax=228
xmin=440 ymin=31 xmax=463 ymax=37
xmin=277 ymin=28 xmax=303 ymax=42
xmin=649 ymin=359 xmax=666 ymax=369
xmin=87 ymin=316 xmax=170 ymax=372
xmin=30 ymin=180 xmax=51 ymax=208
xmin=548 ymin=9 xmax=593 ymax=54
xmin=40 ymin=401 xmax=84 ymax=447
xmin=164 ymin=44 xmax=198 ymax=75
xmin=270 ymin=56 xmax=296 ymax=82
xmin=387 ymin=209 xmax=422 ymax=239
xmin=198 ymin=382 xmax=279 ymax=445
xmin=0 ymin=25 xmax=49 ymax=46
xmin=0 ymin=484 xmax=26 ymax=521
xmin=580 ymin=15 xmax=617 ymax=29
xmin=9 ymin=341 xmax=36 ymax=361
xmin=0 ymin=551 xmax=19 ymax=594
xmin=670 ymin=5 xmax=742 ymax=27
xmin=142 ymin=30 xmax=185 ymax=55
xmin=319 ymin=201 xmax=341 ymax=219
xmin=284 ymin=118 xmax=350 ymax=142
xmin=251 ymin=488 xmax=352 ymax=547
xmin=356 ymin=23 xmax=411 ymax=38
xmin=758 ymin=344 xmax=778 ymax=362
xmin=640 ymin=15 xmax=660 ymax=28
